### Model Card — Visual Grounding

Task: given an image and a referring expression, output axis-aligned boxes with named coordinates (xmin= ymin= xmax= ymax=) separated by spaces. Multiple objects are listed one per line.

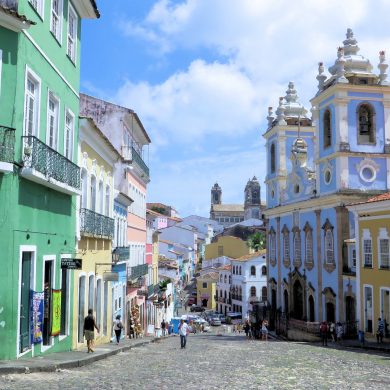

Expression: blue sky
xmin=80 ymin=0 xmax=390 ymax=217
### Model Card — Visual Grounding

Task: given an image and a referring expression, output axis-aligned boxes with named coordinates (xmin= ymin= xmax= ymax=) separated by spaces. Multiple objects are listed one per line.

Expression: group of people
xmin=320 ymin=321 xmax=344 ymax=346
xmin=241 ymin=319 xmax=269 ymax=341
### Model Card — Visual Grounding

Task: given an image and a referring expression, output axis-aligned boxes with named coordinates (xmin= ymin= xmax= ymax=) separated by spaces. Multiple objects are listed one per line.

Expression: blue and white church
xmin=264 ymin=29 xmax=390 ymax=325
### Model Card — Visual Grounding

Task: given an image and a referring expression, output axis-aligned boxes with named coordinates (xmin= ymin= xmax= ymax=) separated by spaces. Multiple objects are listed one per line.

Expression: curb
xmin=0 ymin=338 xmax=161 ymax=375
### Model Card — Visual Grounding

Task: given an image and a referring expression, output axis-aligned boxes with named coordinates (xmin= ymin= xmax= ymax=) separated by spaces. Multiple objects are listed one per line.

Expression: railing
xmin=112 ymin=246 xmax=130 ymax=261
xmin=80 ymin=208 xmax=115 ymax=238
xmin=148 ymin=284 xmax=157 ymax=297
xmin=21 ymin=136 xmax=80 ymax=190
xmin=232 ymin=294 xmax=242 ymax=301
xmin=0 ymin=126 xmax=15 ymax=163
xmin=128 ymin=263 xmax=148 ymax=280
xmin=131 ymin=146 xmax=149 ymax=178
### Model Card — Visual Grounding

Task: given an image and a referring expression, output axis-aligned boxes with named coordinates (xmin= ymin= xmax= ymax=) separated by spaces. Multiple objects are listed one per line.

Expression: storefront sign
xmin=61 ymin=258 xmax=82 ymax=270
xmin=103 ymin=272 xmax=119 ymax=282
xmin=51 ymin=289 xmax=61 ymax=336
xmin=30 ymin=290 xmax=44 ymax=344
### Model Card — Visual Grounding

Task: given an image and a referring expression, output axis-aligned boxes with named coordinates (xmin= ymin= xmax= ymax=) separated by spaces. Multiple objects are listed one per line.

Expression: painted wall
xmin=205 ymin=236 xmax=250 ymax=260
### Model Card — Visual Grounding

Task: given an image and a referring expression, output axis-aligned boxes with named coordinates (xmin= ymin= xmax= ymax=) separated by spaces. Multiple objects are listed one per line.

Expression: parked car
xmin=190 ymin=305 xmax=205 ymax=312
xmin=210 ymin=317 xmax=222 ymax=326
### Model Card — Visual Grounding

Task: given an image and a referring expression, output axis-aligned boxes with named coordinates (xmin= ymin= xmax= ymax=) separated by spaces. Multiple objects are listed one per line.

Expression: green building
xmin=0 ymin=0 xmax=99 ymax=360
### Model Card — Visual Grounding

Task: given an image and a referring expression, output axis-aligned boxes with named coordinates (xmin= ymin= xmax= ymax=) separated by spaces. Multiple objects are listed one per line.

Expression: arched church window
xmin=357 ymin=103 xmax=375 ymax=144
xmin=250 ymin=266 xmax=256 ymax=276
xmin=305 ymin=229 xmax=313 ymax=264
xmin=323 ymin=109 xmax=332 ymax=148
xmin=270 ymin=143 xmax=276 ymax=173
xmin=282 ymin=225 xmax=290 ymax=265
xmin=269 ymin=229 xmax=276 ymax=263
xmin=293 ymin=230 xmax=301 ymax=263
xmin=325 ymin=230 xmax=334 ymax=264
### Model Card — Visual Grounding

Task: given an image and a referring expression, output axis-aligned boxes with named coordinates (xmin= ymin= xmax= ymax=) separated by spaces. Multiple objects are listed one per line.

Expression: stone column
xmin=315 ymin=209 xmax=323 ymax=320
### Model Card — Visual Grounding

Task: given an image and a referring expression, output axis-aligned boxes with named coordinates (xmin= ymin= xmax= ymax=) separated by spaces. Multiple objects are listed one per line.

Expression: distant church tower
xmin=244 ymin=176 xmax=261 ymax=219
xmin=211 ymin=182 xmax=222 ymax=205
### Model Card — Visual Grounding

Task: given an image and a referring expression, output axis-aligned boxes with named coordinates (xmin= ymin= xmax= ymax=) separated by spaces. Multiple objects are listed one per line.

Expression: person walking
xmin=336 ymin=322 xmax=343 ymax=342
xmin=320 ymin=321 xmax=328 ymax=346
xmin=262 ymin=320 xmax=269 ymax=341
xmin=84 ymin=309 xmax=99 ymax=353
xmin=113 ymin=315 xmax=123 ymax=345
xmin=329 ymin=322 xmax=336 ymax=342
xmin=161 ymin=319 xmax=166 ymax=337
xmin=178 ymin=319 xmax=189 ymax=349
xmin=244 ymin=320 xmax=251 ymax=340
xmin=377 ymin=317 xmax=385 ymax=343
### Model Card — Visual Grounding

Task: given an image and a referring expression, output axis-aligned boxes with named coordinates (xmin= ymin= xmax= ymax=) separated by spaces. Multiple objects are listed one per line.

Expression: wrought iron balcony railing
xmin=128 ymin=263 xmax=148 ymax=281
xmin=112 ymin=246 xmax=130 ymax=261
xmin=121 ymin=145 xmax=149 ymax=178
xmin=0 ymin=126 xmax=15 ymax=163
xmin=21 ymin=136 xmax=80 ymax=190
xmin=80 ymin=208 xmax=115 ymax=238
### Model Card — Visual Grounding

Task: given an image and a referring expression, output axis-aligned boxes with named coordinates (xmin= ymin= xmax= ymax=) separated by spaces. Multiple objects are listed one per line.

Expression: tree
xmin=247 ymin=231 xmax=266 ymax=251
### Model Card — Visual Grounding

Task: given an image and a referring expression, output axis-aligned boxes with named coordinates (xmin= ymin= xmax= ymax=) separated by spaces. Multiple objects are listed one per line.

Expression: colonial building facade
xmin=264 ymin=29 xmax=390 ymax=326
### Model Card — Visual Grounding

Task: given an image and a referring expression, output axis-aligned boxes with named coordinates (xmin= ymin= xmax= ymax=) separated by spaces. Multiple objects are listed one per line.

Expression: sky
xmin=80 ymin=0 xmax=390 ymax=217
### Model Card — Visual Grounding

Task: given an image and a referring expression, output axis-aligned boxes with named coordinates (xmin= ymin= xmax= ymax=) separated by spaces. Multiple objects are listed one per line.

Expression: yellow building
xmin=349 ymin=193 xmax=390 ymax=338
xmin=72 ymin=118 xmax=119 ymax=349
xmin=205 ymin=236 xmax=251 ymax=260
xmin=197 ymin=271 xmax=218 ymax=310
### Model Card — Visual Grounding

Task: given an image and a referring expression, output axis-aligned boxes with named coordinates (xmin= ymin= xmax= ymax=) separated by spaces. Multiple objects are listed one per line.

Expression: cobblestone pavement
xmin=1 ymin=333 xmax=390 ymax=390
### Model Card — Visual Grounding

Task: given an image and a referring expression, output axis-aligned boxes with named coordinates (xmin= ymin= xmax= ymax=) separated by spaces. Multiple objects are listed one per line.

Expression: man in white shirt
xmin=178 ymin=319 xmax=189 ymax=349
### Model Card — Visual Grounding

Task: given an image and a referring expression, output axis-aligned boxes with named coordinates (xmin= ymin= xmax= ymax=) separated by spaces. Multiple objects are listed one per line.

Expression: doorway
xmin=293 ymin=280 xmax=303 ymax=320
xmin=42 ymin=260 xmax=54 ymax=346
xmin=284 ymin=290 xmax=289 ymax=315
xmin=309 ymin=295 xmax=315 ymax=322
xmin=78 ymin=276 xmax=86 ymax=343
xmin=326 ymin=302 xmax=335 ymax=323
xmin=345 ymin=296 xmax=355 ymax=323
xmin=19 ymin=252 xmax=33 ymax=353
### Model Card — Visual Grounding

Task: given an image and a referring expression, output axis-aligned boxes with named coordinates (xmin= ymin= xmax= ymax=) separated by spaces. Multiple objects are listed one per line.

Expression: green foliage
xmin=151 ymin=206 xmax=166 ymax=215
xmin=247 ymin=231 xmax=266 ymax=251
xmin=158 ymin=279 xmax=171 ymax=291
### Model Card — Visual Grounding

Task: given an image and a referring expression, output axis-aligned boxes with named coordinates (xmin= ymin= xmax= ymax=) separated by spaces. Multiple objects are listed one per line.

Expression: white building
xmin=216 ymin=265 xmax=232 ymax=315
xmin=231 ymin=251 xmax=267 ymax=318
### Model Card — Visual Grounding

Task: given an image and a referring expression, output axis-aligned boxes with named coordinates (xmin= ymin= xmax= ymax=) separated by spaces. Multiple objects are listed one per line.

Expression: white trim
xmin=46 ymin=89 xmax=60 ymax=150
xmin=22 ymin=31 xmax=79 ymax=98
xmin=67 ymin=2 xmax=78 ymax=64
xmin=24 ymin=66 xmax=42 ymax=138
xmin=363 ymin=284 xmax=374 ymax=334
xmin=50 ymin=0 xmax=63 ymax=44
xmin=64 ymin=108 xmax=75 ymax=161
xmin=16 ymin=245 xmax=37 ymax=358
xmin=377 ymin=229 xmax=390 ymax=269
xmin=41 ymin=255 xmax=56 ymax=353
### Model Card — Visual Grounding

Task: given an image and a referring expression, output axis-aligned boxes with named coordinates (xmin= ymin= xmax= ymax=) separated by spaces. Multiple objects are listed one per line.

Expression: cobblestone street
xmin=1 ymin=333 xmax=390 ymax=390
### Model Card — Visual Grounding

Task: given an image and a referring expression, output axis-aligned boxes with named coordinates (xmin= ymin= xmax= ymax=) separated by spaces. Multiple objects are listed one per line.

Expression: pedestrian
xmin=336 ymin=322 xmax=343 ymax=342
xmin=329 ymin=322 xmax=336 ymax=342
xmin=320 ymin=321 xmax=328 ymax=346
xmin=377 ymin=317 xmax=385 ymax=343
xmin=244 ymin=320 xmax=251 ymax=340
xmin=161 ymin=319 xmax=166 ymax=336
xmin=185 ymin=303 xmax=188 ymax=311
xmin=262 ymin=320 xmax=269 ymax=341
xmin=113 ymin=314 xmax=123 ymax=345
xmin=129 ymin=317 xmax=135 ymax=339
xmin=178 ymin=319 xmax=189 ymax=349
xmin=83 ymin=308 xmax=99 ymax=353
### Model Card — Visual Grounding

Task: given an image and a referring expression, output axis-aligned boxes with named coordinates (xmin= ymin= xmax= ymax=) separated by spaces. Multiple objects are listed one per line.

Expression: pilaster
xmin=277 ymin=216 xmax=281 ymax=308
xmin=315 ymin=209 xmax=323 ymax=320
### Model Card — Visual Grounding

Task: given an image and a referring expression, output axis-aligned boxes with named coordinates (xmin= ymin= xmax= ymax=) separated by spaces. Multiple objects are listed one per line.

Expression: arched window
xmin=293 ymin=230 xmax=301 ymax=264
xmin=262 ymin=286 xmax=268 ymax=301
xmin=261 ymin=266 xmax=267 ymax=275
xmin=250 ymin=286 xmax=256 ymax=297
xmin=98 ymin=180 xmax=104 ymax=214
xmin=270 ymin=143 xmax=276 ymax=173
xmin=282 ymin=225 xmax=290 ymax=265
xmin=220 ymin=289 xmax=222 ymax=297
xmin=250 ymin=266 xmax=256 ymax=276
xmin=224 ymin=275 xmax=227 ymax=283
xmin=232 ymin=266 xmax=235 ymax=275
xmin=323 ymin=109 xmax=332 ymax=148
xmin=269 ymin=228 xmax=276 ymax=264
xmin=325 ymin=229 xmax=334 ymax=264
xmin=224 ymin=290 xmax=227 ymax=299
xmin=239 ymin=266 xmax=242 ymax=275
xmin=220 ymin=274 xmax=223 ymax=282
xmin=88 ymin=274 xmax=94 ymax=311
xmin=105 ymin=185 xmax=111 ymax=216
xmin=306 ymin=230 xmax=314 ymax=264
xmin=81 ymin=169 xmax=88 ymax=209
xmin=357 ymin=103 xmax=375 ymax=144
xmin=239 ymin=286 xmax=242 ymax=298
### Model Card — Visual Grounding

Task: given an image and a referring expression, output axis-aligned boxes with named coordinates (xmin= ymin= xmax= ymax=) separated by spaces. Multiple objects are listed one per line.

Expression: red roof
xmin=352 ymin=192 xmax=390 ymax=206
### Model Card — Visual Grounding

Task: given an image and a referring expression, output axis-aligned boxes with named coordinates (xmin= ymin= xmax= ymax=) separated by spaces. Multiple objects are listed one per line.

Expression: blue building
xmin=264 ymin=29 xmax=390 ymax=325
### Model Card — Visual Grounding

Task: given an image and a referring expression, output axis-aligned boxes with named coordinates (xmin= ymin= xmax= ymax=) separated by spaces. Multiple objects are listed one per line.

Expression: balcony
xmin=148 ymin=284 xmax=157 ymax=297
xmin=121 ymin=145 xmax=149 ymax=179
xmin=80 ymin=208 xmax=115 ymax=238
xmin=128 ymin=263 xmax=148 ymax=281
xmin=21 ymin=136 xmax=80 ymax=195
xmin=112 ymin=246 xmax=130 ymax=262
xmin=0 ymin=126 xmax=15 ymax=173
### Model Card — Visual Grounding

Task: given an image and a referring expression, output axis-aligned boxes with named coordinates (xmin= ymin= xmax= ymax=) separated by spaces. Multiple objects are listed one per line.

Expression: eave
xmin=72 ymin=0 xmax=100 ymax=19
xmin=0 ymin=7 xmax=34 ymax=31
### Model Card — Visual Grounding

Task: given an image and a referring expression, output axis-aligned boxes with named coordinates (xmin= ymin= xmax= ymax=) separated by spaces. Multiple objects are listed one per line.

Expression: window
xmin=352 ymin=249 xmax=356 ymax=268
xmin=51 ymin=0 xmax=63 ymax=42
xmin=305 ymin=229 xmax=313 ymax=264
xmin=96 ymin=279 xmax=102 ymax=329
xmin=29 ymin=0 xmax=44 ymax=17
xmin=270 ymin=143 xmax=276 ymax=173
xmin=239 ymin=266 xmax=242 ymax=275
xmin=250 ymin=286 xmax=256 ymax=297
xmin=357 ymin=103 xmax=375 ymax=144
xmin=24 ymin=71 xmax=40 ymax=137
xmin=88 ymin=275 xmax=94 ymax=311
xmin=261 ymin=266 xmax=267 ymax=275
xmin=224 ymin=275 xmax=227 ymax=283
xmin=67 ymin=3 xmax=78 ymax=62
xmin=262 ymin=286 xmax=267 ymax=301
xmin=250 ymin=266 xmax=256 ymax=276
xmin=202 ymin=282 xmax=207 ymax=288
xmin=81 ymin=169 xmax=88 ymax=209
xmin=283 ymin=227 xmax=290 ymax=263
xmin=269 ymin=229 xmax=276 ymax=263
xmin=293 ymin=230 xmax=301 ymax=263
xmin=220 ymin=275 xmax=222 ymax=282
xmin=363 ymin=239 xmax=372 ymax=267
xmin=64 ymin=110 xmax=74 ymax=160
xmin=323 ymin=109 xmax=332 ymax=148
xmin=98 ymin=181 xmax=104 ymax=214
xmin=379 ymin=238 xmax=389 ymax=269
xmin=47 ymin=92 xmax=59 ymax=149
xmin=325 ymin=230 xmax=334 ymax=264
xmin=105 ymin=185 xmax=110 ymax=216
xmin=90 ymin=175 xmax=96 ymax=211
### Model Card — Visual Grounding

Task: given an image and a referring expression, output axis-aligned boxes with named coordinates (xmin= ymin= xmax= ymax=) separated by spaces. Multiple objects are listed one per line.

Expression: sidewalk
xmin=0 ymin=336 xmax=164 ymax=375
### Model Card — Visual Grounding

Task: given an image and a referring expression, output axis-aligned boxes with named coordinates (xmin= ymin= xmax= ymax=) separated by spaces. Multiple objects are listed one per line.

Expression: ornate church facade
xmin=264 ymin=29 xmax=390 ymax=325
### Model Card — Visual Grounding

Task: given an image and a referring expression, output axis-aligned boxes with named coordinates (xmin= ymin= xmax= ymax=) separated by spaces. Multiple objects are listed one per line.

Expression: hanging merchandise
xmin=51 ymin=289 xmax=62 ymax=336
xmin=131 ymin=305 xmax=142 ymax=336
xmin=30 ymin=290 xmax=44 ymax=344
